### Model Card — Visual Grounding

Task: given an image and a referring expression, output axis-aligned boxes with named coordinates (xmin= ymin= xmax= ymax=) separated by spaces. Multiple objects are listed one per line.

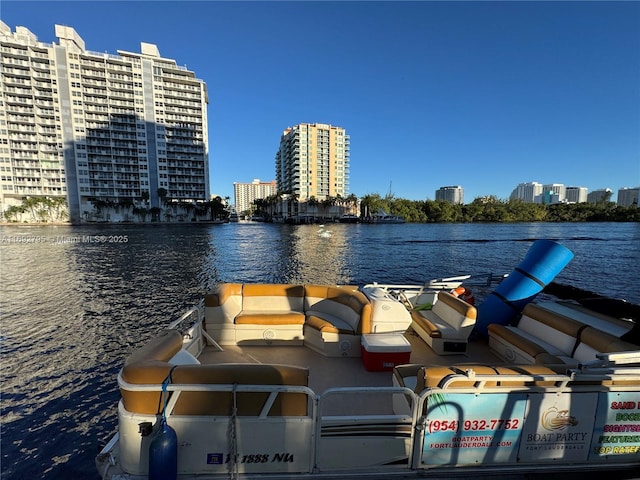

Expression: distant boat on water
xmin=338 ymin=214 xmax=360 ymax=223
xmin=367 ymin=209 xmax=405 ymax=224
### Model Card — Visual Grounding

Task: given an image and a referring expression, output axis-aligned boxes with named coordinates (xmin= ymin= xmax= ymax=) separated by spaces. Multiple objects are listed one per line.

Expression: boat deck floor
xmin=198 ymin=328 xmax=503 ymax=404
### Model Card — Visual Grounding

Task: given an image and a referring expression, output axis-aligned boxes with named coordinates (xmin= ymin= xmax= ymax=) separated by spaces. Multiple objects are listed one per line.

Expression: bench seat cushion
xmin=410 ymin=310 xmax=442 ymax=338
xmin=573 ymin=326 xmax=638 ymax=363
xmin=488 ymin=324 xmax=567 ymax=358
xmin=241 ymin=284 xmax=305 ymax=312
xmin=235 ymin=311 xmax=305 ymax=325
xmin=306 ymin=311 xmax=355 ymax=334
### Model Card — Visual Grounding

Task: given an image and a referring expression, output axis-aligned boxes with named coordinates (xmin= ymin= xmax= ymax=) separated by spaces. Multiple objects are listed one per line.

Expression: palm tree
xmin=118 ymin=198 xmax=135 ymax=222
xmin=346 ymin=193 xmax=359 ymax=216
xmin=306 ymin=196 xmax=319 ymax=221
xmin=208 ymin=196 xmax=227 ymax=221
xmin=157 ymin=188 xmax=168 ymax=221
xmin=3 ymin=205 xmax=25 ymax=222
xmin=179 ymin=201 xmax=194 ymax=221
xmin=287 ymin=192 xmax=299 ymax=220
xmin=149 ymin=206 xmax=162 ymax=222
xmin=320 ymin=196 xmax=335 ymax=220
xmin=132 ymin=206 xmax=149 ymax=222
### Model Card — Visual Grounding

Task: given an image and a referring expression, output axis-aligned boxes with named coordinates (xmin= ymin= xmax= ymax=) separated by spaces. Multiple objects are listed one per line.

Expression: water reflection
xmin=213 ymin=224 xmax=353 ymax=285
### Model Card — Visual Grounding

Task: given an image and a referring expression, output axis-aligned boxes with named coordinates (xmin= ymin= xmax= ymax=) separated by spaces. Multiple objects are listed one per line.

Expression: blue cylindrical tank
xmin=148 ymin=418 xmax=178 ymax=480
xmin=475 ymin=239 xmax=574 ymax=337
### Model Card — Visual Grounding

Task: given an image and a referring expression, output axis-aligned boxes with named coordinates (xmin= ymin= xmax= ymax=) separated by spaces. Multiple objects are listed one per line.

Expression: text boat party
xmin=97 ymin=240 xmax=640 ymax=479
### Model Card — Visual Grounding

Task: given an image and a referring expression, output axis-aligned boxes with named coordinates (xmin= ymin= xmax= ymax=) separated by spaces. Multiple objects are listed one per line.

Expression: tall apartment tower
xmin=587 ymin=188 xmax=612 ymax=203
xmin=233 ymin=179 xmax=277 ymax=214
xmin=565 ymin=186 xmax=587 ymax=204
xmin=435 ymin=186 xmax=464 ymax=204
xmin=510 ymin=182 xmax=543 ymax=203
xmin=542 ymin=184 xmax=566 ymax=203
xmin=0 ymin=23 xmax=209 ymax=223
xmin=275 ymin=123 xmax=349 ymax=201
xmin=617 ymin=187 xmax=639 ymax=207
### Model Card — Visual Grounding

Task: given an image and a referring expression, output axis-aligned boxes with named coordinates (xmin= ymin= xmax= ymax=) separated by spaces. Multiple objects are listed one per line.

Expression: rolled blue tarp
xmin=475 ymin=239 xmax=574 ymax=337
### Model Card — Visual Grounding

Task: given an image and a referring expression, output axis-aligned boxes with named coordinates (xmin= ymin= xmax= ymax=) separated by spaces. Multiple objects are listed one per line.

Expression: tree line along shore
xmin=1 ymin=193 xmax=638 ymax=224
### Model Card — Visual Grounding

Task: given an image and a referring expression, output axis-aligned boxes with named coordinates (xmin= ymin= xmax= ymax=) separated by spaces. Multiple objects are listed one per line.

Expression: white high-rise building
xmin=233 ymin=179 xmax=277 ymax=214
xmin=587 ymin=188 xmax=612 ymax=203
xmin=0 ymin=23 xmax=209 ymax=223
xmin=275 ymin=123 xmax=350 ymax=201
xmin=435 ymin=186 xmax=464 ymax=204
xmin=540 ymin=183 xmax=566 ymax=204
xmin=510 ymin=182 xmax=543 ymax=203
xmin=565 ymin=186 xmax=587 ymax=204
xmin=617 ymin=187 xmax=639 ymax=207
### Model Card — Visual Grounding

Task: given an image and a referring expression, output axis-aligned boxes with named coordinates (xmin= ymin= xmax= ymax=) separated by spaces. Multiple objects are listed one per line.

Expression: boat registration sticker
xmin=421 ymin=392 xmax=527 ymax=465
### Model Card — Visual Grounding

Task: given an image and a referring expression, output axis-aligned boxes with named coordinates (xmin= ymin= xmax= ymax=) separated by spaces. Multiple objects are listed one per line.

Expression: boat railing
xmin=364 ymin=273 xmax=506 ymax=309
xmin=167 ymin=300 xmax=204 ymax=332
xmin=165 ymin=301 xmax=210 ymax=355
xmin=315 ymin=386 xmax=419 ymax=471
xmin=117 ymin=372 xmax=317 ymax=418
xmin=588 ymin=350 xmax=640 ymax=367
xmin=434 ymin=370 xmax=573 ymax=391
xmin=318 ymin=386 xmax=418 ymax=420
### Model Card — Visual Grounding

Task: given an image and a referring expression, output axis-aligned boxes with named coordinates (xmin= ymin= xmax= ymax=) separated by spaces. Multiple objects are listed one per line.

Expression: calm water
xmin=1 ymin=222 xmax=639 ymax=479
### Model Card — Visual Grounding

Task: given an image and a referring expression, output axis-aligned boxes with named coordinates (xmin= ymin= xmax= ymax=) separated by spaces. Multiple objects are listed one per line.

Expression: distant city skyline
xmin=1 ymin=2 xmax=639 ymax=203
xmin=218 ymin=180 xmax=636 ymax=207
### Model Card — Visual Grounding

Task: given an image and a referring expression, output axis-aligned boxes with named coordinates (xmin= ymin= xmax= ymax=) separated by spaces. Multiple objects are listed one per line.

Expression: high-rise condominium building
xmin=587 ymin=188 xmax=612 ymax=203
xmin=541 ymin=184 xmax=566 ymax=203
xmin=565 ymin=186 xmax=587 ymax=204
xmin=275 ymin=123 xmax=349 ymax=201
xmin=0 ymin=23 xmax=209 ymax=223
xmin=509 ymin=182 xmax=542 ymax=203
xmin=617 ymin=187 xmax=639 ymax=207
xmin=233 ymin=179 xmax=277 ymax=214
xmin=435 ymin=186 xmax=464 ymax=204
xmin=510 ymin=182 xmax=543 ymax=203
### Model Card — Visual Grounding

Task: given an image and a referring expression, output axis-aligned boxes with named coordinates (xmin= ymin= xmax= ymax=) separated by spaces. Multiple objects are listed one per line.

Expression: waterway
xmin=1 ymin=221 xmax=639 ymax=479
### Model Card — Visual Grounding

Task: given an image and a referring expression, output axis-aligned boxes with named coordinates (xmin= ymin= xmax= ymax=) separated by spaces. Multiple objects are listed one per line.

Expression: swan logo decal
xmin=541 ymin=405 xmax=578 ymax=431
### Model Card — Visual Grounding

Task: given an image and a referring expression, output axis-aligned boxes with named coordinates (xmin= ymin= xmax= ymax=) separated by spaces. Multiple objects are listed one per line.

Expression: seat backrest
xmin=431 ymin=291 xmax=477 ymax=330
xmin=170 ymin=364 xmax=309 ymax=416
xmin=573 ymin=326 xmax=639 ymax=363
xmin=204 ymin=283 xmax=243 ymax=323
xmin=121 ymin=329 xmax=184 ymax=414
xmin=242 ymin=284 xmax=305 ymax=312
xmin=416 ymin=364 xmax=559 ymax=393
xmin=517 ymin=303 xmax=585 ymax=356
xmin=121 ymin=331 xmax=310 ymax=416
xmin=304 ymin=285 xmax=329 ymax=310
xmin=304 ymin=285 xmax=372 ymax=334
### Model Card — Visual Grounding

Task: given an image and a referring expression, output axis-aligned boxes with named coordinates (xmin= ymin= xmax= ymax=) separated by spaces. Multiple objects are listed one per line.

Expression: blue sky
xmin=2 ymin=1 xmax=639 ymax=202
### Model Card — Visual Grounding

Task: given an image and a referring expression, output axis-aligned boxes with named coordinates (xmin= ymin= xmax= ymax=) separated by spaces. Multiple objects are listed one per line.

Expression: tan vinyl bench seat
xmin=303 ymin=285 xmax=373 ymax=356
xmin=393 ymin=363 xmax=558 ymax=394
xmin=237 ymin=283 xmax=305 ymax=323
xmin=391 ymin=363 xmax=559 ymax=415
xmin=203 ymin=283 xmax=373 ymax=355
xmin=235 ymin=312 xmax=305 ymax=325
xmin=410 ymin=291 xmax=477 ymax=355
xmin=489 ymin=303 xmax=639 ymax=367
xmin=120 ymin=329 xmax=309 ymax=416
xmin=488 ymin=303 xmax=585 ymax=364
